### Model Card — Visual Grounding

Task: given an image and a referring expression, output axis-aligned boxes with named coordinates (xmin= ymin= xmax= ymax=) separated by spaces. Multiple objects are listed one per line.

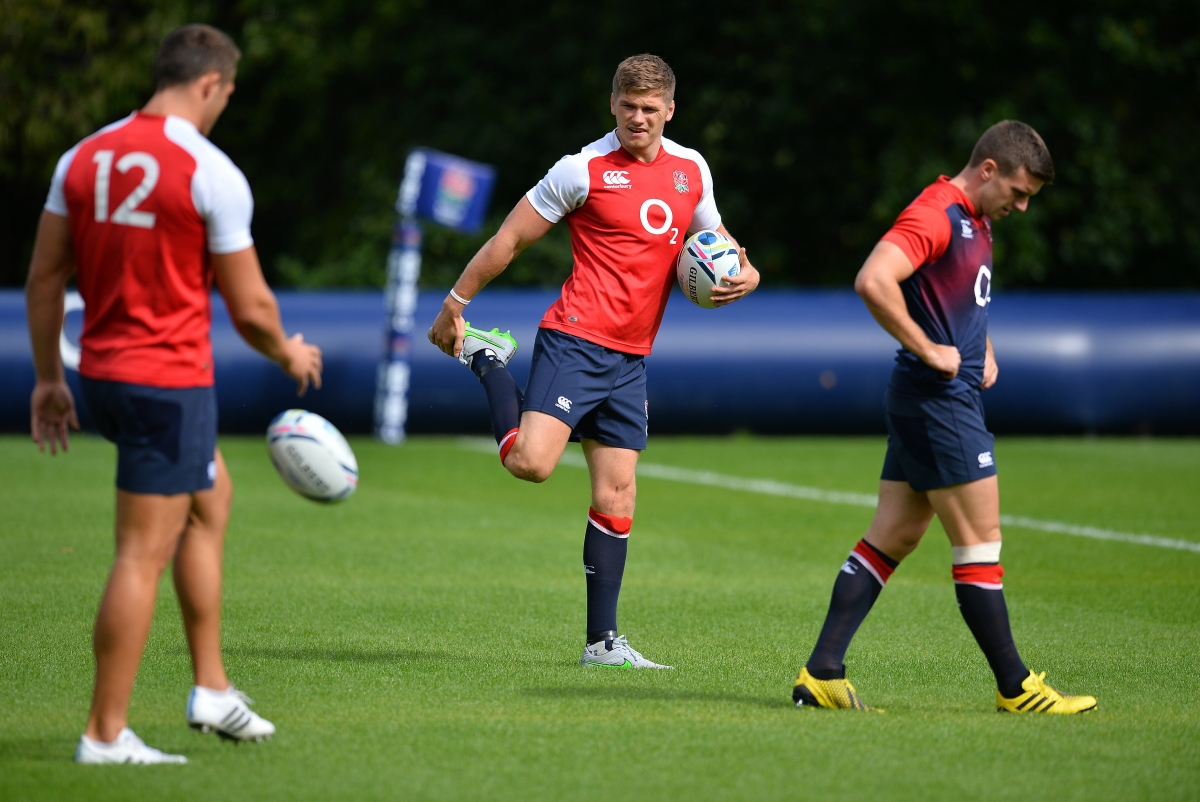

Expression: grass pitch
xmin=1 ymin=434 xmax=1198 ymax=800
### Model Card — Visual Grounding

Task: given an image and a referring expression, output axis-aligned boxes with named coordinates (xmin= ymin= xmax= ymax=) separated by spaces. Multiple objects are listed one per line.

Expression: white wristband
xmin=449 ymin=289 xmax=471 ymax=306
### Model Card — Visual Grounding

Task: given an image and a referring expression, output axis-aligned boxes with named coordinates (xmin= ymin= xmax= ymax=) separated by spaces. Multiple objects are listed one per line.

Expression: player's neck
xmin=616 ymin=132 xmax=663 ymax=164
xmin=949 ymin=170 xmax=984 ymax=217
xmin=142 ymin=89 xmax=210 ymax=136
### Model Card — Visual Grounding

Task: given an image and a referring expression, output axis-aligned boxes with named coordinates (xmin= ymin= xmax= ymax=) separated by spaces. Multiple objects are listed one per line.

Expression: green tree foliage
xmin=3 ymin=0 xmax=1198 ymax=289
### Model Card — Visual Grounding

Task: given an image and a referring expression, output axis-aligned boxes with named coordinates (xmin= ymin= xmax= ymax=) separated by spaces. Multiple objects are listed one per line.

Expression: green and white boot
xmin=459 ymin=323 xmax=519 ymax=369
xmin=581 ymin=635 xmax=672 ymax=669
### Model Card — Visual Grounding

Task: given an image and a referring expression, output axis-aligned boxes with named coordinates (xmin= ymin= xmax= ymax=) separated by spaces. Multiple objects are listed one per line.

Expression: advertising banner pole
xmin=375 ymin=148 xmax=495 ymax=444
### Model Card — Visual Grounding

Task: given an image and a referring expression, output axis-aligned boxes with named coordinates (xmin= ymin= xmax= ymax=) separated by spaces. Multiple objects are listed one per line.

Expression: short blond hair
xmin=612 ymin=54 xmax=676 ymax=102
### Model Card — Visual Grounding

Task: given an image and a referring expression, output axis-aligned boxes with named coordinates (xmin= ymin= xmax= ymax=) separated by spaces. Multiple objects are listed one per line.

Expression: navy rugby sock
xmin=472 ymin=351 xmax=522 ymax=452
xmin=805 ymin=540 xmax=899 ymax=679
xmin=583 ymin=508 xmax=631 ymax=644
xmin=953 ymin=560 xmax=1028 ymax=697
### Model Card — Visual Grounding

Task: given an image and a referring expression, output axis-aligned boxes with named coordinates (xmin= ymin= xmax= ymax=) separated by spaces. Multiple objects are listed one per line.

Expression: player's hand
xmin=429 ymin=300 xmax=466 ymax=358
xmin=982 ymin=343 xmax=999 ymax=389
xmin=280 ymin=333 xmax=323 ymax=396
xmin=923 ymin=344 xmax=962 ymax=380
xmin=30 ymin=379 xmax=80 ymax=455
xmin=711 ymin=248 xmax=760 ymax=307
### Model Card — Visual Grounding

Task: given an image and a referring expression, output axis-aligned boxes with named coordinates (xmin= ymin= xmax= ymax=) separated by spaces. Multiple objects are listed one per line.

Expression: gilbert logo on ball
xmin=676 ymin=230 xmax=740 ymax=309
xmin=267 ymin=409 xmax=359 ymax=502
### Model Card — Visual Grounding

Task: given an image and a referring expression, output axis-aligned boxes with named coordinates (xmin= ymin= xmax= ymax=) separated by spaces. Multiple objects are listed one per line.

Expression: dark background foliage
xmin=3 ymin=0 xmax=1199 ymax=290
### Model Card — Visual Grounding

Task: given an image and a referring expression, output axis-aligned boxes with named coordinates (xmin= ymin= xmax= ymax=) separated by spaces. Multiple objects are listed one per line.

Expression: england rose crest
xmin=672 ymin=170 xmax=689 ymax=193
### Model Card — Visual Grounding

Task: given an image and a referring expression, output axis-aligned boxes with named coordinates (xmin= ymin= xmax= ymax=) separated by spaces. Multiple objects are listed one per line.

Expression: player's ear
xmin=196 ymin=71 xmax=221 ymax=101
xmin=665 ymin=100 xmax=675 ymax=121
xmin=979 ymin=158 xmax=999 ymax=183
xmin=609 ymin=94 xmax=617 ymax=115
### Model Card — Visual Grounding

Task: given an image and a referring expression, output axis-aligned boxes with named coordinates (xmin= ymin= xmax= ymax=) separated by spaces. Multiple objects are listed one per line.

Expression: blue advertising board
xmin=3 ymin=290 xmax=1197 ymax=437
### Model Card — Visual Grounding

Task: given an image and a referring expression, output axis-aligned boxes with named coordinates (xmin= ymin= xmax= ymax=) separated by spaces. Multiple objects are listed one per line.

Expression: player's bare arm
xmin=854 ymin=240 xmax=961 ymax=380
xmin=25 ymin=210 xmax=80 ymax=454
xmin=709 ymin=224 xmax=760 ymax=306
xmin=983 ymin=336 xmax=998 ymax=389
xmin=213 ymin=246 xmax=323 ymax=395
xmin=428 ymin=196 xmax=553 ymax=358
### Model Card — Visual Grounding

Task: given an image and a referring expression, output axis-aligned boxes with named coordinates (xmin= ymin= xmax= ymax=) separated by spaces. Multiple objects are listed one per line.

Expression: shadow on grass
xmin=224 ymin=645 xmax=462 ymax=665
xmin=522 ymin=686 xmax=789 ymax=709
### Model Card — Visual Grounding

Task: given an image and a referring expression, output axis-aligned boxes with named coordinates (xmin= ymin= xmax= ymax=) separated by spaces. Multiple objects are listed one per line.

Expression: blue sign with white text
xmin=396 ymin=148 xmax=496 ymax=235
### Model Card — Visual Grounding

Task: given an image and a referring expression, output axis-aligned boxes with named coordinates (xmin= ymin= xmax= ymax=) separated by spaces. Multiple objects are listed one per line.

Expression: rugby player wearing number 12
xmin=429 ymin=55 xmax=759 ymax=668
xmin=27 ymin=25 xmax=322 ymax=762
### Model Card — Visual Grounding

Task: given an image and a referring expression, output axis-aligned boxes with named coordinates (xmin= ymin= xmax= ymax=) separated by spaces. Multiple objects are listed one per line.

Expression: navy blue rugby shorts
xmin=81 ymin=377 xmax=218 ymax=495
xmin=880 ymin=386 xmax=997 ymax=493
xmin=522 ymin=328 xmax=648 ymax=451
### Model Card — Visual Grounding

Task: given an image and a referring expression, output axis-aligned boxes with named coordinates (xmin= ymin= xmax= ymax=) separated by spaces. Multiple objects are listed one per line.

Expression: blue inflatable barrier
xmin=1 ymin=289 xmax=1197 ymax=435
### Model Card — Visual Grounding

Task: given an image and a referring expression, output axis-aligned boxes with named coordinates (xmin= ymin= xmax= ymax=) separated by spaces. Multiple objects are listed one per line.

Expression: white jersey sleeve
xmin=662 ymin=139 xmax=721 ymax=234
xmin=44 ymin=147 xmax=80 ymax=217
xmin=525 ymin=133 xmax=620 ymax=224
xmin=526 ymin=154 xmax=591 ymax=224
xmin=165 ymin=116 xmax=254 ymax=254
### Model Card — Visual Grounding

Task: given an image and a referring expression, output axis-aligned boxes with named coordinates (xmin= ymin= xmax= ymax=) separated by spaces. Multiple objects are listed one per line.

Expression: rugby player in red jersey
xmin=429 ymin=55 xmax=759 ymax=668
xmin=791 ymin=121 xmax=1097 ymax=713
xmin=26 ymin=25 xmax=323 ymax=762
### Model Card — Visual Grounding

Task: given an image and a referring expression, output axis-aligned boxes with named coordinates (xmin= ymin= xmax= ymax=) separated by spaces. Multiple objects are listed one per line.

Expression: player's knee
xmin=592 ymin=480 xmax=635 ymax=515
xmin=895 ymin=524 xmax=926 ymax=551
xmin=117 ymin=537 xmax=178 ymax=576
xmin=505 ymin=453 xmax=555 ymax=483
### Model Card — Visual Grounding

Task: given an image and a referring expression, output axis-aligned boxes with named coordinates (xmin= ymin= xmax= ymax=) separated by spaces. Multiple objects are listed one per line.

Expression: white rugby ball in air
xmin=676 ymin=230 xmax=741 ymax=309
xmin=266 ymin=409 xmax=358 ymax=502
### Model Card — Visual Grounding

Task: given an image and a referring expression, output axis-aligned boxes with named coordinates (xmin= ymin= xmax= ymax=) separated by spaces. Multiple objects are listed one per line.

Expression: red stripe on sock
xmin=498 ymin=428 xmax=519 ymax=465
xmin=588 ymin=507 xmax=632 ymax=537
xmin=952 ymin=563 xmax=1005 ymax=589
xmin=851 ymin=540 xmax=895 ymax=584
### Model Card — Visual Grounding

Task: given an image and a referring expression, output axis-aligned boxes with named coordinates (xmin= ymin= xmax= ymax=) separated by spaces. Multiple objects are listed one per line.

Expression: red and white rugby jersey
xmin=526 ymin=131 xmax=721 ymax=355
xmin=44 ymin=111 xmax=254 ymax=388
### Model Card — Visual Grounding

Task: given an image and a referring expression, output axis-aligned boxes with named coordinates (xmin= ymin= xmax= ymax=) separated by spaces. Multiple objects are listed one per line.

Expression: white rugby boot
xmin=581 ymin=635 xmax=673 ymax=669
xmin=187 ymin=685 xmax=275 ymax=742
xmin=458 ymin=323 xmax=518 ymax=368
xmin=75 ymin=728 xmax=187 ymax=764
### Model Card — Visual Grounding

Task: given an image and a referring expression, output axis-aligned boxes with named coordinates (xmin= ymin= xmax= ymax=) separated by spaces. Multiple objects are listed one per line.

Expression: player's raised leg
xmin=578 ymin=441 xmax=669 ymax=669
xmin=929 ymin=477 xmax=1096 ymax=713
xmin=460 ymin=322 xmax=522 ymax=453
xmin=793 ymin=480 xmax=932 ymax=709
xmin=78 ymin=491 xmax=192 ymax=763
xmin=174 ymin=448 xmax=275 ymax=741
xmin=461 ymin=326 xmax=577 ymax=481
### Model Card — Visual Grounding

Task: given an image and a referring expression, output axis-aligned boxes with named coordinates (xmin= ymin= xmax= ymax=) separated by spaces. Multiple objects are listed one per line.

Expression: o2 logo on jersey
xmin=602 ymin=170 xmax=631 ymax=188
xmin=640 ymin=198 xmax=679 ymax=244
xmin=974 ymin=265 xmax=992 ymax=307
xmin=93 ymin=150 xmax=159 ymax=229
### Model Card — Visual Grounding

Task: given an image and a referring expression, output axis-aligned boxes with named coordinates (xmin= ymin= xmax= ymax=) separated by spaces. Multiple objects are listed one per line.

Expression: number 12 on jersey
xmin=93 ymin=150 xmax=159 ymax=229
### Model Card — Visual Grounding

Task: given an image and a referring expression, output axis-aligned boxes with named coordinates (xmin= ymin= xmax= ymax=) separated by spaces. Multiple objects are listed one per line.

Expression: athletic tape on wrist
xmin=951 ymin=541 xmax=1002 ymax=565
xmin=449 ymin=289 xmax=472 ymax=306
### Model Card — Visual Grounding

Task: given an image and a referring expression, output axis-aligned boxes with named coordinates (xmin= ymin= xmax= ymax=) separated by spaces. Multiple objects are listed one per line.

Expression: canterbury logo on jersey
xmin=602 ymin=170 xmax=631 ymax=187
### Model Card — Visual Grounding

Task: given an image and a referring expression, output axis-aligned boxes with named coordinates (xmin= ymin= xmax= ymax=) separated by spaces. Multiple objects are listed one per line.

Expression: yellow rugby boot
xmin=792 ymin=667 xmax=881 ymax=711
xmin=997 ymin=671 xmax=1097 ymax=714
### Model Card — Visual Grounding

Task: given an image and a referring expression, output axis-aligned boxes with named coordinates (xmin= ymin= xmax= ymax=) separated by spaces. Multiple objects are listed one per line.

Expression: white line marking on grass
xmin=457 ymin=437 xmax=1200 ymax=553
